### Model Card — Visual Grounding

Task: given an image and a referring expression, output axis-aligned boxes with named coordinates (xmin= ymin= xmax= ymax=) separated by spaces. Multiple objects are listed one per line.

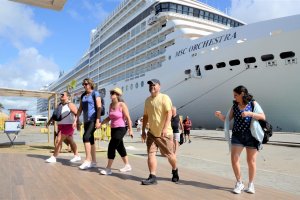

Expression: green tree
xmin=66 ymin=79 xmax=77 ymax=102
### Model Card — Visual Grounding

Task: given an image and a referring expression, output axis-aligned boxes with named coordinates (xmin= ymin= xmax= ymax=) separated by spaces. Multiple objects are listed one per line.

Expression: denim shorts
xmin=231 ymin=132 xmax=259 ymax=149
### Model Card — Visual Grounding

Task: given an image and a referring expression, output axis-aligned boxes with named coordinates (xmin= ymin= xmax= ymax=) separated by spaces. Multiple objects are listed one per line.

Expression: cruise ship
xmin=39 ymin=0 xmax=300 ymax=132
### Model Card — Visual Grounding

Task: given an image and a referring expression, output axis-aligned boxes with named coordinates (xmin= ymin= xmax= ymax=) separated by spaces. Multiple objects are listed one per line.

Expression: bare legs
xmin=231 ymin=145 xmax=258 ymax=183
xmin=148 ymin=151 xmax=177 ymax=175
xmin=84 ymin=143 xmax=96 ymax=162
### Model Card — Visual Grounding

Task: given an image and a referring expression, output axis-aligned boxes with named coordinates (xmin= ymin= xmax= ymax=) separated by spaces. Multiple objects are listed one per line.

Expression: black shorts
xmin=83 ymin=121 xmax=96 ymax=145
xmin=184 ymin=130 xmax=190 ymax=135
xmin=231 ymin=132 xmax=259 ymax=149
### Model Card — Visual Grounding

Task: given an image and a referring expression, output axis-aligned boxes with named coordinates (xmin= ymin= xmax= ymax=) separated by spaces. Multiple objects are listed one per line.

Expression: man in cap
xmin=141 ymin=79 xmax=179 ymax=185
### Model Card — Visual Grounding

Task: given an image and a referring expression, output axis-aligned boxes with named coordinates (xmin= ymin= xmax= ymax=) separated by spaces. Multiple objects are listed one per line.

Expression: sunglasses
xmin=110 ymin=91 xmax=117 ymax=95
xmin=82 ymin=83 xmax=89 ymax=86
xmin=60 ymin=93 xmax=65 ymax=97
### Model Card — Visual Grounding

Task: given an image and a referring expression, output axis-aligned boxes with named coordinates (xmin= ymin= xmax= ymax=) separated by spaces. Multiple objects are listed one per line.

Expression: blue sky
xmin=1 ymin=0 xmax=300 ymax=112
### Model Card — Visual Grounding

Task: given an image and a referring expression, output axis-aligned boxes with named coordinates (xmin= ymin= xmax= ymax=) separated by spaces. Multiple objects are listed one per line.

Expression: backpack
xmin=179 ymin=133 xmax=184 ymax=145
xmin=81 ymin=91 xmax=105 ymax=116
xmin=52 ymin=103 xmax=70 ymax=121
xmin=251 ymin=101 xmax=273 ymax=144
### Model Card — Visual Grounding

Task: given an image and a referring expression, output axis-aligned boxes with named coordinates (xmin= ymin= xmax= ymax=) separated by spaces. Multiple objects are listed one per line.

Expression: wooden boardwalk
xmin=0 ymin=152 xmax=298 ymax=200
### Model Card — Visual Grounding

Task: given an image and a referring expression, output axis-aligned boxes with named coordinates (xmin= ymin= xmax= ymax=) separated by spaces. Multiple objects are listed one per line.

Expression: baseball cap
xmin=147 ymin=79 xmax=160 ymax=85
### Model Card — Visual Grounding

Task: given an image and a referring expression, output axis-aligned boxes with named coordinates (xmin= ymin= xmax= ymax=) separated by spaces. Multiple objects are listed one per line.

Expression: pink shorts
xmin=58 ymin=124 xmax=74 ymax=136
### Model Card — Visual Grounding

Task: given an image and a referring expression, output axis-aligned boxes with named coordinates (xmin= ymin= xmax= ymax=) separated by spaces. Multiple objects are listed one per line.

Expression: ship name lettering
xmin=175 ymin=32 xmax=237 ymax=57
xmin=175 ymin=48 xmax=188 ymax=57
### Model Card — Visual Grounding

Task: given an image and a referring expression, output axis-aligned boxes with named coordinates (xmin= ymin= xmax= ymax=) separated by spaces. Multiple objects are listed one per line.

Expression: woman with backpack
xmin=215 ymin=85 xmax=265 ymax=194
xmin=45 ymin=91 xmax=81 ymax=163
xmin=76 ymin=78 xmax=102 ymax=170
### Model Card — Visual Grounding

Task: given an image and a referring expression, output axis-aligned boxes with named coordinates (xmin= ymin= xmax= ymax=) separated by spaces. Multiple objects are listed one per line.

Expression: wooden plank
xmin=0 ymin=152 xmax=298 ymax=200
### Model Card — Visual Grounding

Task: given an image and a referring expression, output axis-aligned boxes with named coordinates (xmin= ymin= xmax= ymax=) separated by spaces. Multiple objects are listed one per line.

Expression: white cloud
xmin=0 ymin=1 xmax=58 ymax=114
xmin=229 ymin=0 xmax=300 ymax=24
xmin=0 ymin=47 xmax=59 ymax=90
xmin=0 ymin=1 xmax=50 ymax=46
xmin=0 ymin=47 xmax=59 ymax=113
xmin=67 ymin=0 xmax=110 ymax=23
xmin=0 ymin=97 xmax=37 ymax=114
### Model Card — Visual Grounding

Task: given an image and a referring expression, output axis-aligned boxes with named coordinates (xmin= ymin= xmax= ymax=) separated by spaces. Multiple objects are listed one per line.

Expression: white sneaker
xmin=46 ymin=156 xmax=56 ymax=163
xmin=233 ymin=182 xmax=244 ymax=194
xmin=79 ymin=161 xmax=91 ymax=170
xmin=70 ymin=155 xmax=81 ymax=163
xmin=119 ymin=164 xmax=132 ymax=172
xmin=100 ymin=168 xmax=112 ymax=175
xmin=246 ymin=182 xmax=255 ymax=194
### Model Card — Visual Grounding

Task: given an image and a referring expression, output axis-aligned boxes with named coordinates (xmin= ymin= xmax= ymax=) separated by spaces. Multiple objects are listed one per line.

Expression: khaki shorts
xmin=146 ymin=132 xmax=174 ymax=156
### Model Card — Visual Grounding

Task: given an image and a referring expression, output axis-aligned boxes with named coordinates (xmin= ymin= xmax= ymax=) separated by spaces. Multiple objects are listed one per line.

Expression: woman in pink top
xmin=100 ymin=87 xmax=133 ymax=175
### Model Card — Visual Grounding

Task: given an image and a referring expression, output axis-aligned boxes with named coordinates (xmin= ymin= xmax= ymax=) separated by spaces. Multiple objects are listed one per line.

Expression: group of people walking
xmin=45 ymin=77 xmax=265 ymax=194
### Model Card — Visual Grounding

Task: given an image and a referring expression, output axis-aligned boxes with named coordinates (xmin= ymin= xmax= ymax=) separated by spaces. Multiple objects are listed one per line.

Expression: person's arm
xmin=121 ymin=102 xmax=133 ymax=138
xmin=179 ymin=118 xmax=184 ymax=133
xmin=46 ymin=116 xmax=53 ymax=127
xmin=101 ymin=104 xmax=111 ymax=125
xmin=141 ymin=114 xmax=148 ymax=142
xmin=95 ymin=96 xmax=102 ymax=128
xmin=215 ymin=109 xmax=233 ymax=122
xmin=75 ymin=100 xmax=82 ymax=130
xmin=162 ymin=109 xmax=172 ymax=137
xmin=101 ymin=117 xmax=110 ymax=125
xmin=242 ymin=101 xmax=266 ymax=120
xmin=69 ymin=103 xmax=78 ymax=129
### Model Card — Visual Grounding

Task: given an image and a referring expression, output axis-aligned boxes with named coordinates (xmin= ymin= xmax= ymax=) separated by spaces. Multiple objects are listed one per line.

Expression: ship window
xmin=193 ymin=9 xmax=199 ymax=17
xmin=183 ymin=6 xmax=189 ymax=15
xmin=244 ymin=57 xmax=256 ymax=63
xmin=204 ymin=11 xmax=209 ymax=19
xmin=126 ymin=85 xmax=128 ymax=91
xmin=188 ymin=7 xmax=193 ymax=16
xmin=216 ymin=62 xmax=226 ymax=68
xmin=135 ymin=82 xmax=138 ymax=88
xmin=177 ymin=5 xmax=182 ymax=13
xmin=213 ymin=14 xmax=218 ymax=22
xmin=205 ymin=64 xmax=213 ymax=70
xmin=222 ymin=17 xmax=227 ymax=25
xmin=261 ymin=54 xmax=274 ymax=61
xmin=141 ymin=81 xmax=144 ymax=87
xmin=130 ymin=84 xmax=133 ymax=90
xmin=161 ymin=3 xmax=169 ymax=12
xmin=280 ymin=51 xmax=295 ymax=59
xmin=155 ymin=4 xmax=161 ymax=13
xmin=170 ymin=3 xmax=176 ymax=12
xmin=229 ymin=59 xmax=240 ymax=66
xmin=209 ymin=13 xmax=214 ymax=21
xmin=199 ymin=10 xmax=204 ymax=18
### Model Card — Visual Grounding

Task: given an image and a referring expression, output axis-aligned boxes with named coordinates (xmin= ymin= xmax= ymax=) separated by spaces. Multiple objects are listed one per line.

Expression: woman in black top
xmin=171 ymin=106 xmax=184 ymax=155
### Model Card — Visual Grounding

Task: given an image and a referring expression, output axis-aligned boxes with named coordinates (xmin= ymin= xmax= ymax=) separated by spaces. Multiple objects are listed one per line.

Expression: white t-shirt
xmin=58 ymin=103 xmax=74 ymax=125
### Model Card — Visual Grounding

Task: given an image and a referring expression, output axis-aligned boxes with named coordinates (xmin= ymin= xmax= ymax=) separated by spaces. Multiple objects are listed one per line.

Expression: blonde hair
xmin=82 ymin=78 xmax=96 ymax=90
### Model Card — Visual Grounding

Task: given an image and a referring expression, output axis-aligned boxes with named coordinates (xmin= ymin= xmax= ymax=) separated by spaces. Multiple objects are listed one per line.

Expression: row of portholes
xmin=122 ymin=81 xmax=145 ymax=92
xmin=203 ymin=51 xmax=295 ymax=71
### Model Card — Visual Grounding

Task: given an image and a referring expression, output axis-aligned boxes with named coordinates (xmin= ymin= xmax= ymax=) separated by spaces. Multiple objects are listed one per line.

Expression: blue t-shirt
xmin=82 ymin=91 xmax=100 ymax=122
xmin=232 ymin=101 xmax=253 ymax=134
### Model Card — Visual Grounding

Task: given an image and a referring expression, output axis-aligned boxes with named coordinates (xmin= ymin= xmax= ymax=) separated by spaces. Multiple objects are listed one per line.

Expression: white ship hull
xmin=106 ymin=14 xmax=300 ymax=132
